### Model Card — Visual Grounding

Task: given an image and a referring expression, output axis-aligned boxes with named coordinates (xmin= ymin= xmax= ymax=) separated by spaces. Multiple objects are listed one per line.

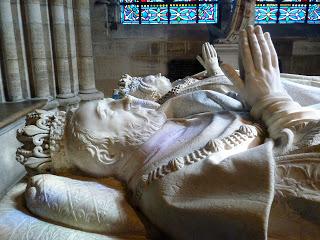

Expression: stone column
xmin=74 ymin=0 xmax=103 ymax=100
xmin=0 ymin=0 xmax=23 ymax=101
xmin=66 ymin=0 xmax=79 ymax=95
xmin=50 ymin=0 xmax=79 ymax=106
xmin=24 ymin=0 xmax=51 ymax=98
xmin=40 ymin=0 xmax=57 ymax=99
xmin=0 ymin=61 xmax=5 ymax=102
xmin=12 ymin=0 xmax=31 ymax=99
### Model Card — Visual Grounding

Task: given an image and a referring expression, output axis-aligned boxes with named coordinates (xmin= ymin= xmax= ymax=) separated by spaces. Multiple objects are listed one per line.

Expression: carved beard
xmin=121 ymin=107 xmax=167 ymax=147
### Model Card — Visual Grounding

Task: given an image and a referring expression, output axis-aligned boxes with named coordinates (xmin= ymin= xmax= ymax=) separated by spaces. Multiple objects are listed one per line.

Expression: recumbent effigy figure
xmin=8 ymin=25 xmax=320 ymax=240
xmin=111 ymin=41 xmax=227 ymax=103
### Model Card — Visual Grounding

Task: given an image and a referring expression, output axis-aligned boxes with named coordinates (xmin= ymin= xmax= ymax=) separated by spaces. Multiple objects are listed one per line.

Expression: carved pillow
xmin=25 ymin=174 xmax=146 ymax=236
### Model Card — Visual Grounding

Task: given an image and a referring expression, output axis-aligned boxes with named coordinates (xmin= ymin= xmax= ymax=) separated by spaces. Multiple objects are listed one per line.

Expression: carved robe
xmin=129 ymin=92 xmax=274 ymax=239
xmin=128 ymin=79 xmax=320 ymax=240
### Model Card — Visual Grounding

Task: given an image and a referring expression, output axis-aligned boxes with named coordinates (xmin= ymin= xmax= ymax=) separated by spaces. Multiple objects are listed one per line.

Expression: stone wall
xmin=263 ymin=24 xmax=320 ymax=76
xmin=273 ymin=40 xmax=320 ymax=76
xmin=91 ymin=3 xmax=320 ymax=97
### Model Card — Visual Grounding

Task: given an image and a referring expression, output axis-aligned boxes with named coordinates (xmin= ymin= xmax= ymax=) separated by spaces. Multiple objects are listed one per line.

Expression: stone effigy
xmin=112 ymin=73 xmax=172 ymax=101
xmin=2 ymin=25 xmax=320 ymax=240
xmin=112 ymin=42 xmax=228 ymax=103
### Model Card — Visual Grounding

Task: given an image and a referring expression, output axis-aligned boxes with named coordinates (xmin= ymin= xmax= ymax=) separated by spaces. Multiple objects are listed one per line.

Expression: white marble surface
xmin=26 ymin=174 xmax=146 ymax=236
xmin=0 ymin=180 xmax=147 ymax=240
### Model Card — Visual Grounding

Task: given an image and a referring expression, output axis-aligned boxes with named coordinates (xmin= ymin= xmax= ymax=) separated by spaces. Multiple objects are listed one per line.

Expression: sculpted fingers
xmin=221 ymin=63 xmax=244 ymax=93
xmin=202 ymin=43 xmax=208 ymax=60
xmin=255 ymin=25 xmax=271 ymax=69
xmin=239 ymin=29 xmax=255 ymax=75
xmin=247 ymin=25 xmax=263 ymax=71
xmin=264 ymin=32 xmax=279 ymax=68
xmin=205 ymin=42 xmax=213 ymax=58
xmin=209 ymin=43 xmax=217 ymax=57
xmin=238 ymin=53 xmax=245 ymax=80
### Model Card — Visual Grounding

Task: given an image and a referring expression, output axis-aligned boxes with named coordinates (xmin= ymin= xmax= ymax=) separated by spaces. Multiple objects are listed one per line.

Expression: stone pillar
xmin=0 ymin=61 xmax=5 ymax=102
xmin=40 ymin=0 xmax=57 ymax=99
xmin=50 ymin=0 xmax=79 ymax=107
xmin=12 ymin=0 xmax=31 ymax=99
xmin=74 ymin=0 xmax=103 ymax=100
xmin=0 ymin=0 xmax=23 ymax=102
xmin=66 ymin=0 xmax=79 ymax=95
xmin=24 ymin=0 xmax=51 ymax=98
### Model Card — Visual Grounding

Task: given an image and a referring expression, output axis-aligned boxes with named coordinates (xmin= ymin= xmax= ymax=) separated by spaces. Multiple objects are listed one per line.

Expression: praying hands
xmin=222 ymin=25 xmax=287 ymax=107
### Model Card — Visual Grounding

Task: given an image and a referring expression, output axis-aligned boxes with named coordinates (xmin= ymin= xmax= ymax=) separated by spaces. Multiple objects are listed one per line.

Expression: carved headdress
xmin=16 ymin=109 xmax=72 ymax=175
xmin=112 ymin=74 xmax=167 ymax=101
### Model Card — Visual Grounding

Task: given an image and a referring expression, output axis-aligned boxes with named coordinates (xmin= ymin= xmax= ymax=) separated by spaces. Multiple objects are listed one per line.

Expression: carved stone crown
xmin=16 ymin=109 xmax=67 ymax=174
xmin=113 ymin=74 xmax=162 ymax=101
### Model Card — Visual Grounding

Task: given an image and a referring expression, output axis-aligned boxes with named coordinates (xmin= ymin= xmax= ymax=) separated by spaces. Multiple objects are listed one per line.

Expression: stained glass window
xmin=256 ymin=0 xmax=320 ymax=24
xmin=120 ymin=0 xmax=219 ymax=24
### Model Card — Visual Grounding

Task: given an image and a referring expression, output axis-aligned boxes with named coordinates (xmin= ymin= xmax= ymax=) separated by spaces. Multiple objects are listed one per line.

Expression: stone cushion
xmin=25 ymin=174 xmax=147 ymax=236
xmin=0 ymin=181 xmax=147 ymax=240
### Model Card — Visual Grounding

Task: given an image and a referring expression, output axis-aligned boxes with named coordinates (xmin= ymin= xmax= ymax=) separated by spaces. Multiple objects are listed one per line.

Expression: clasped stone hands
xmin=197 ymin=42 xmax=224 ymax=77
xmin=221 ymin=25 xmax=288 ymax=107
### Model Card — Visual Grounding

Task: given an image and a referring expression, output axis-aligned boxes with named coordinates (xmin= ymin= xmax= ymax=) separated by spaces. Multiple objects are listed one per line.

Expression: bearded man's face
xmin=66 ymin=97 xmax=167 ymax=177
xmin=78 ymin=98 xmax=166 ymax=145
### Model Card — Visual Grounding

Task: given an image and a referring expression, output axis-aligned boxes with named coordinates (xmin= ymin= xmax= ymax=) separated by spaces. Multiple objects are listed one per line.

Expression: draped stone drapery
xmin=0 ymin=0 xmax=103 ymax=107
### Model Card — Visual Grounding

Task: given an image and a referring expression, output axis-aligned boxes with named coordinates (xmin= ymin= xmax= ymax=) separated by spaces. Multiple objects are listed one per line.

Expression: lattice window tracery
xmin=120 ymin=0 xmax=219 ymax=24
xmin=256 ymin=0 xmax=320 ymax=24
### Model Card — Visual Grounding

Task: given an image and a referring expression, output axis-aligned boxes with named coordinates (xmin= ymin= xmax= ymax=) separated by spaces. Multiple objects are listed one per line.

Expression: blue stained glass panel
xmin=198 ymin=3 xmax=218 ymax=23
xmin=120 ymin=0 xmax=220 ymax=24
xmin=278 ymin=4 xmax=306 ymax=23
xmin=255 ymin=4 xmax=278 ymax=23
xmin=121 ymin=5 xmax=139 ymax=24
xmin=172 ymin=0 xmax=198 ymax=2
xmin=140 ymin=0 xmax=164 ymax=2
xmin=170 ymin=4 xmax=197 ymax=24
xmin=141 ymin=5 xmax=169 ymax=24
xmin=308 ymin=4 xmax=320 ymax=23
xmin=255 ymin=1 xmax=320 ymax=24
xmin=120 ymin=0 xmax=139 ymax=3
xmin=282 ymin=0 xmax=305 ymax=2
